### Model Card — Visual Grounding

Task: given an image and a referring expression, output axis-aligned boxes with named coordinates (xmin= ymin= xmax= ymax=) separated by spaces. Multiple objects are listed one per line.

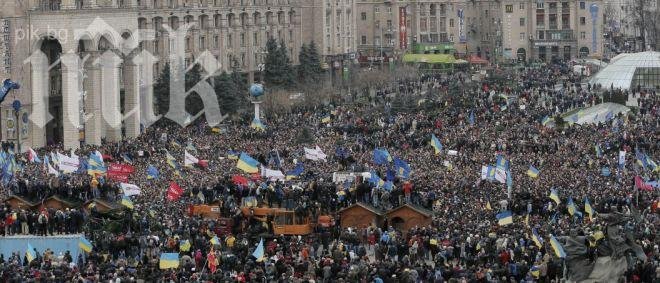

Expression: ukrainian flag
xmin=549 ymin=235 xmax=567 ymax=258
xmin=526 ymin=165 xmax=539 ymax=178
xmin=251 ymin=118 xmax=266 ymax=131
xmin=210 ymin=236 xmax=220 ymax=246
xmin=285 ymin=162 xmax=304 ymax=180
xmin=530 ymin=266 xmax=540 ymax=278
xmin=567 ymin=197 xmax=577 ymax=216
xmin=159 ymin=253 xmax=180 ymax=269
xmin=165 ymin=151 xmax=180 ymax=172
xmin=121 ymin=196 xmax=134 ymax=209
xmin=236 ymin=152 xmax=259 ymax=173
xmin=485 ymin=201 xmax=492 ymax=210
xmin=180 ymin=240 xmax=191 ymax=252
xmin=26 ymin=243 xmax=36 ymax=263
xmin=252 ymin=238 xmax=265 ymax=262
xmin=532 ymin=228 xmax=544 ymax=248
xmin=584 ymin=197 xmax=595 ymax=220
xmin=227 ymin=150 xmax=239 ymax=160
xmin=321 ymin=115 xmax=331 ymax=123
xmin=431 ymin=134 xmax=443 ymax=155
xmin=87 ymin=152 xmax=106 ymax=176
xmin=79 ymin=237 xmax=93 ymax=253
xmin=549 ymin=188 xmax=560 ymax=205
xmin=541 ymin=115 xmax=551 ymax=126
xmin=496 ymin=210 xmax=513 ymax=226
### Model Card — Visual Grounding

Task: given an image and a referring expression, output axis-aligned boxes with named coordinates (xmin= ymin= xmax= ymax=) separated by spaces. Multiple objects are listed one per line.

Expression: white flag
xmin=618 ymin=150 xmax=626 ymax=168
xmin=57 ymin=153 xmax=79 ymax=173
xmin=184 ymin=150 xmax=199 ymax=167
xmin=120 ymin=183 xmax=141 ymax=196
xmin=70 ymin=149 xmax=78 ymax=160
xmin=447 ymin=150 xmax=458 ymax=156
xmin=47 ymin=163 xmax=59 ymax=176
xmin=314 ymin=146 xmax=327 ymax=160
xmin=304 ymin=146 xmax=327 ymax=161
xmin=260 ymin=166 xmax=285 ymax=181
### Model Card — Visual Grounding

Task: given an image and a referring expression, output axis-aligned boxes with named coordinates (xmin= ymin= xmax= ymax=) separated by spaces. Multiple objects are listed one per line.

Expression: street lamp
xmin=12 ymin=99 xmax=21 ymax=153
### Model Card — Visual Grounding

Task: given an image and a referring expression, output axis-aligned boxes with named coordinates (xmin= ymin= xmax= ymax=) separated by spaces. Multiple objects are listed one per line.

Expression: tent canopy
xmin=468 ymin=55 xmax=489 ymax=64
xmin=403 ymin=54 xmax=456 ymax=64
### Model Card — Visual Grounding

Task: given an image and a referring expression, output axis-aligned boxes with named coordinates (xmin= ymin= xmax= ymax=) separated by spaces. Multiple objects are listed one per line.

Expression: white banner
xmin=184 ymin=150 xmax=199 ymax=167
xmin=57 ymin=153 xmax=79 ymax=173
xmin=618 ymin=150 xmax=626 ymax=167
xmin=120 ymin=183 xmax=142 ymax=196
xmin=260 ymin=166 xmax=285 ymax=181
xmin=304 ymin=146 xmax=327 ymax=161
xmin=47 ymin=163 xmax=59 ymax=176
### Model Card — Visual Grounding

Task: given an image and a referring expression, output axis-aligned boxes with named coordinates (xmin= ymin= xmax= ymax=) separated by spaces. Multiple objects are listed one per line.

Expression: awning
xmin=454 ymin=59 xmax=469 ymax=64
xmin=468 ymin=55 xmax=489 ymax=65
xmin=402 ymin=54 xmax=456 ymax=64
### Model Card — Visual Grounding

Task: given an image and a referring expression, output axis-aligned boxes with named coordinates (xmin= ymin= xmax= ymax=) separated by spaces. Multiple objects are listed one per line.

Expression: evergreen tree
xmin=307 ymin=41 xmax=323 ymax=77
xmin=278 ymin=39 xmax=295 ymax=88
xmin=298 ymin=43 xmax=310 ymax=81
xmin=153 ymin=62 xmax=170 ymax=115
xmin=184 ymin=63 xmax=204 ymax=116
xmin=298 ymin=41 xmax=323 ymax=84
xmin=264 ymin=37 xmax=281 ymax=87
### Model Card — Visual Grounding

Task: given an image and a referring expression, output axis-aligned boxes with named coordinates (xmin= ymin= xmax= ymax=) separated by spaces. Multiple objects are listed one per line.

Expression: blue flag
xmin=468 ymin=110 xmax=475 ymax=125
xmin=373 ymin=148 xmax=392 ymax=165
xmin=393 ymin=157 xmax=412 ymax=179
xmin=147 ymin=165 xmax=159 ymax=179
xmin=0 ymin=79 xmax=20 ymax=103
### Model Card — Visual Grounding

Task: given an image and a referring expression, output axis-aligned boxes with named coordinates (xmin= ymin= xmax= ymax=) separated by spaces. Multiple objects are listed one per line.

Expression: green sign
xmin=413 ymin=43 xmax=455 ymax=54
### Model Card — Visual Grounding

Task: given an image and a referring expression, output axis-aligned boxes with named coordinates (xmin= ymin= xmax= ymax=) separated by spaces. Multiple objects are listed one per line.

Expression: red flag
xmin=232 ymin=175 xmax=248 ymax=186
xmin=198 ymin=160 xmax=208 ymax=168
xmin=635 ymin=176 xmax=653 ymax=191
xmin=207 ymin=248 xmax=217 ymax=274
xmin=167 ymin=181 xmax=184 ymax=201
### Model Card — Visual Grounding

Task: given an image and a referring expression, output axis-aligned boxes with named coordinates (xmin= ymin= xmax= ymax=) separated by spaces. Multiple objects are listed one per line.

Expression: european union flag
xmin=393 ymin=157 xmax=411 ymax=179
xmin=496 ymin=155 xmax=509 ymax=170
xmin=373 ymin=148 xmax=392 ymax=165
xmin=335 ymin=147 xmax=350 ymax=159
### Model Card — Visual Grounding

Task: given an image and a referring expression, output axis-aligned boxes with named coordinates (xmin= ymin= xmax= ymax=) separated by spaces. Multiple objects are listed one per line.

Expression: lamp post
xmin=12 ymin=99 xmax=21 ymax=153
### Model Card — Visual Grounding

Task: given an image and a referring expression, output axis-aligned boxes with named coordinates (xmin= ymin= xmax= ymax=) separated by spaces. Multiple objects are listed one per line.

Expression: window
xmin=581 ymin=31 xmax=586 ymax=39
xmin=580 ymin=17 xmax=585 ymax=25
xmin=253 ymin=32 xmax=258 ymax=46
xmin=449 ymin=18 xmax=454 ymax=27
xmin=214 ymin=35 xmax=219 ymax=48
xmin=374 ymin=6 xmax=379 ymax=13
xmin=185 ymin=36 xmax=191 ymax=51
xmin=519 ymin=32 xmax=525 ymax=40
xmin=361 ymin=12 xmax=367 ymax=20
xmin=361 ymin=35 xmax=367 ymax=44
xmin=538 ymin=31 xmax=544 ymax=39
xmin=154 ymin=39 xmax=160 ymax=54
xmin=240 ymin=33 xmax=245 ymax=47
xmin=519 ymin=3 xmax=524 ymax=9
xmin=199 ymin=36 xmax=205 ymax=49
xmin=579 ymin=1 xmax=585 ymax=9
xmin=505 ymin=5 xmax=513 ymax=13
xmin=520 ymin=18 xmax=525 ymax=26
xmin=536 ymin=2 xmax=544 ymax=9
xmin=227 ymin=34 xmax=232 ymax=48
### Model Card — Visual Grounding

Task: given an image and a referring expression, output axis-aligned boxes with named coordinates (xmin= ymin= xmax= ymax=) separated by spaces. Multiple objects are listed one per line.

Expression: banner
xmin=399 ymin=7 xmax=408 ymax=50
xmin=57 ymin=153 xmax=80 ymax=173
xmin=107 ymin=163 xmax=135 ymax=182
xmin=260 ymin=166 xmax=285 ymax=181
xmin=458 ymin=8 xmax=466 ymax=43
xmin=167 ymin=182 xmax=184 ymax=201
xmin=120 ymin=183 xmax=141 ymax=196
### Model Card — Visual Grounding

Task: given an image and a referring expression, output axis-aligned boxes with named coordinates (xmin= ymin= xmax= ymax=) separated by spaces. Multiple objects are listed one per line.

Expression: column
xmin=28 ymin=51 xmax=50 ymax=148
xmin=98 ymin=50 xmax=123 ymax=142
xmin=60 ymin=52 xmax=82 ymax=150
xmin=123 ymin=59 xmax=141 ymax=138
xmin=84 ymin=51 xmax=102 ymax=145
xmin=134 ymin=50 xmax=161 ymax=128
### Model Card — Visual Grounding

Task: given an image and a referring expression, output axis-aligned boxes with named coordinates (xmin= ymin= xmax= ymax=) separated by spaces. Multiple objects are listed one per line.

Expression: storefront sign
xmin=399 ymin=7 xmax=408 ymax=49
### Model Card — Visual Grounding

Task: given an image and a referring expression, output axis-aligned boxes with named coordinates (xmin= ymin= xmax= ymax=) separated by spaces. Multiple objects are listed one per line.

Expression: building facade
xmin=0 ymin=0 xmax=302 ymax=150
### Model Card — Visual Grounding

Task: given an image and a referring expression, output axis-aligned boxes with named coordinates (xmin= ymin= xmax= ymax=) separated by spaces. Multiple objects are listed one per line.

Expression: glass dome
xmin=589 ymin=51 xmax=660 ymax=90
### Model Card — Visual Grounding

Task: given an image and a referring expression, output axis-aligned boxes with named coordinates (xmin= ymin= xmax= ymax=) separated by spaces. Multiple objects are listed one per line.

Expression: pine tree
xmin=153 ymin=62 xmax=170 ymax=115
xmin=298 ymin=43 xmax=310 ymax=82
xmin=278 ymin=39 xmax=295 ymax=88
xmin=307 ymin=41 xmax=323 ymax=77
xmin=264 ymin=37 xmax=281 ymax=88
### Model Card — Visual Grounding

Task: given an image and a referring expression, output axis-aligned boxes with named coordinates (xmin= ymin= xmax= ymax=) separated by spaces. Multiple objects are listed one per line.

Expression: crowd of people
xmin=0 ymin=62 xmax=657 ymax=282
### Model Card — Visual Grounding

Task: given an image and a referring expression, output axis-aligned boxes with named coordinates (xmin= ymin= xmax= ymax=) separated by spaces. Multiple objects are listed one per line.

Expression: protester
xmin=0 ymin=63 xmax=657 ymax=282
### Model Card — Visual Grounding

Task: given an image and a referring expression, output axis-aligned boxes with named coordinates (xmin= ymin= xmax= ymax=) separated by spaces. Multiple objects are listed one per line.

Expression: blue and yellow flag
xmin=285 ymin=162 xmax=304 ymax=180
xmin=252 ymin=238 xmax=265 ymax=262
xmin=251 ymin=118 xmax=266 ymax=131
xmin=584 ymin=197 xmax=595 ymax=221
xmin=237 ymin=152 xmax=259 ymax=173
xmin=526 ymin=165 xmax=539 ymax=178
xmin=26 ymin=243 xmax=36 ymax=263
xmin=496 ymin=155 xmax=510 ymax=170
xmin=431 ymin=134 xmax=443 ymax=155
xmin=532 ymin=228 xmax=544 ymax=248
xmin=165 ymin=151 xmax=181 ymax=174
xmin=368 ymin=170 xmax=385 ymax=188
xmin=549 ymin=188 xmax=560 ymax=205
xmin=87 ymin=151 xmax=106 ymax=176
xmin=227 ymin=150 xmax=239 ymax=160
xmin=210 ymin=235 xmax=221 ymax=246
xmin=496 ymin=210 xmax=513 ymax=226
xmin=147 ymin=165 xmax=159 ymax=179
xmin=159 ymin=253 xmax=180 ymax=269
xmin=79 ymin=237 xmax=93 ymax=253
xmin=121 ymin=196 xmax=134 ymax=209
xmin=180 ymin=240 xmax=191 ymax=252
xmin=567 ymin=197 xmax=578 ymax=216
xmin=549 ymin=235 xmax=567 ymax=258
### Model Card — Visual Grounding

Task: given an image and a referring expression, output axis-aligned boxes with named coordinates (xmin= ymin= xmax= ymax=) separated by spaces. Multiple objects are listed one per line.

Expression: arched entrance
xmin=390 ymin=217 xmax=405 ymax=231
xmin=579 ymin=47 xmax=589 ymax=58
xmin=516 ymin=48 xmax=526 ymax=62
xmin=40 ymin=37 xmax=63 ymax=146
